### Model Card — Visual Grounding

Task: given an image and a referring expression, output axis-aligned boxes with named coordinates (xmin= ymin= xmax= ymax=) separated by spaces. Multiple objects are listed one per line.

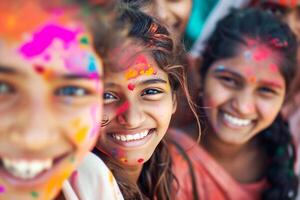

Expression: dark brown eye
xmin=141 ymin=88 xmax=162 ymax=96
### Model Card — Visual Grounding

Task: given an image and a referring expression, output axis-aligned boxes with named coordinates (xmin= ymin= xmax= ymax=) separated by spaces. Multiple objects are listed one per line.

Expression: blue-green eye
xmin=0 ymin=82 xmax=14 ymax=94
xmin=55 ymin=86 xmax=89 ymax=97
xmin=141 ymin=88 xmax=162 ymax=96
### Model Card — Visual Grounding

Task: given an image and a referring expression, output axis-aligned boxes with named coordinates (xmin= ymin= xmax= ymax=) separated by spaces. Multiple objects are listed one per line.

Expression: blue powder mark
xmin=111 ymin=148 xmax=118 ymax=157
xmin=216 ymin=65 xmax=225 ymax=71
xmin=87 ymin=55 xmax=97 ymax=72
xmin=243 ymin=51 xmax=252 ymax=60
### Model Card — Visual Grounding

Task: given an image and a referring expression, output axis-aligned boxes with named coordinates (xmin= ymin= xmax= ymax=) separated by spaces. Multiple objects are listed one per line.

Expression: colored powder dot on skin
xmin=0 ymin=186 xmax=5 ymax=193
xmin=127 ymin=83 xmax=135 ymax=91
xmin=125 ymin=69 xmax=138 ymax=80
xmin=87 ymin=55 xmax=97 ymax=72
xmin=80 ymin=36 xmax=89 ymax=45
xmin=145 ymin=67 xmax=155 ymax=76
xmin=248 ymin=76 xmax=256 ymax=83
xmin=269 ymin=63 xmax=278 ymax=72
xmin=137 ymin=158 xmax=144 ymax=163
xmin=120 ymin=158 xmax=127 ymax=163
xmin=30 ymin=191 xmax=39 ymax=198
xmin=34 ymin=65 xmax=45 ymax=74
xmin=243 ymin=51 xmax=252 ymax=60
xmin=216 ymin=65 xmax=225 ymax=71
xmin=74 ymin=126 xmax=89 ymax=144
xmin=69 ymin=155 xmax=76 ymax=163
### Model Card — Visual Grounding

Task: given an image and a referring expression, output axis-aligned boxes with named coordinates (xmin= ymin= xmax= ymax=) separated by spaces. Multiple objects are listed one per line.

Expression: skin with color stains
xmin=0 ymin=2 xmax=103 ymax=200
xmin=203 ymin=45 xmax=286 ymax=145
xmin=97 ymin=48 xmax=177 ymax=183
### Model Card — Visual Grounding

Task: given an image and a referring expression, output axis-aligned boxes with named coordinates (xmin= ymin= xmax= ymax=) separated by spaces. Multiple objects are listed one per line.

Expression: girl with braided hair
xmin=180 ymin=7 xmax=299 ymax=200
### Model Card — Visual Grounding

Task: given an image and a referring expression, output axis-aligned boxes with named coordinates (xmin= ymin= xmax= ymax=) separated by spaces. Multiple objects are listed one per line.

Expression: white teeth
xmin=223 ymin=113 xmax=252 ymax=127
xmin=2 ymin=158 xmax=53 ymax=180
xmin=112 ymin=130 xmax=150 ymax=142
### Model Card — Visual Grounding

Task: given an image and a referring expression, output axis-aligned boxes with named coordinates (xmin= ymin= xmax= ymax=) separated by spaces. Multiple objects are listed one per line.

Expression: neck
xmin=122 ymin=164 xmax=143 ymax=184
xmin=201 ymin=127 xmax=257 ymax=162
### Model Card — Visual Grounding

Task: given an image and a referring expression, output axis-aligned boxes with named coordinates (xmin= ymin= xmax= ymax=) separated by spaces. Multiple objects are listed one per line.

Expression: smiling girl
xmin=0 ymin=1 xmax=119 ymax=199
xmin=94 ymin=7 xmax=200 ymax=200
xmin=177 ymin=8 xmax=299 ymax=200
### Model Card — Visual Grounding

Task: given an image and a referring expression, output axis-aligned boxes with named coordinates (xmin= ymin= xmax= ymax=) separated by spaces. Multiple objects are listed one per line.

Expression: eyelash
xmin=258 ymin=87 xmax=277 ymax=95
xmin=55 ymin=86 xmax=90 ymax=97
xmin=141 ymin=88 xmax=163 ymax=96
xmin=103 ymin=88 xmax=163 ymax=103
xmin=217 ymin=76 xmax=239 ymax=88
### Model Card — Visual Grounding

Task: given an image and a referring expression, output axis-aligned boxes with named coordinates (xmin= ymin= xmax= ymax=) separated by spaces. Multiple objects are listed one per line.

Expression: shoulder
xmin=63 ymin=152 xmax=124 ymax=200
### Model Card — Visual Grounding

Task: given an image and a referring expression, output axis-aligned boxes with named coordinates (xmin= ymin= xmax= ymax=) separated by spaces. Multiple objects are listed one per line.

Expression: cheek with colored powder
xmin=116 ymin=101 xmax=130 ymax=116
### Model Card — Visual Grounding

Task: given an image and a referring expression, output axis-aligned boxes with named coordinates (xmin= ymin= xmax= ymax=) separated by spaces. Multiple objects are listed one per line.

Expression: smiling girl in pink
xmin=172 ymin=8 xmax=299 ymax=200
xmin=0 ymin=1 xmax=118 ymax=199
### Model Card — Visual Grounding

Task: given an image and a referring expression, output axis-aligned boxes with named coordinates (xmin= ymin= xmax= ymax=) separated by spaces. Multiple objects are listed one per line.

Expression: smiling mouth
xmin=221 ymin=111 xmax=253 ymax=127
xmin=0 ymin=153 xmax=70 ymax=180
xmin=109 ymin=128 xmax=155 ymax=145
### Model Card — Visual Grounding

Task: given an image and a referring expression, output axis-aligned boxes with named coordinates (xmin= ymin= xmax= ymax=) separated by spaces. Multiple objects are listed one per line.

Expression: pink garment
xmin=169 ymin=129 xmax=267 ymax=200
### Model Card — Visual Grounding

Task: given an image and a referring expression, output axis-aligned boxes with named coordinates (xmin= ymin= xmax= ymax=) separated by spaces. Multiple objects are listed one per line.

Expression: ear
xmin=172 ymin=93 xmax=177 ymax=114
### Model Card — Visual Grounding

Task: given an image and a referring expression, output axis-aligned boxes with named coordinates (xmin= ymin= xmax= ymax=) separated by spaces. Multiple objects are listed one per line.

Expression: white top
xmin=62 ymin=152 xmax=124 ymax=200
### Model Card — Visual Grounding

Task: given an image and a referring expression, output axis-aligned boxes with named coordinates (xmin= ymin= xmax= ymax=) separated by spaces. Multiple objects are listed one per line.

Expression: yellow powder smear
xmin=74 ymin=126 xmax=89 ymax=144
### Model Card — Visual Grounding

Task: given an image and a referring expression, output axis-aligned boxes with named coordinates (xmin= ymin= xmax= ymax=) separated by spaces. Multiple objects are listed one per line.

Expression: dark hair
xmin=98 ymin=6 xmax=200 ymax=200
xmin=200 ymin=8 xmax=298 ymax=200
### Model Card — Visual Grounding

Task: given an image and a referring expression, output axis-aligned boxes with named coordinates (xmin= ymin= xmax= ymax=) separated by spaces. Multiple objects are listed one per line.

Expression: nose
xmin=116 ymin=101 xmax=145 ymax=128
xmin=231 ymin=89 xmax=256 ymax=116
xmin=10 ymin=98 xmax=58 ymax=151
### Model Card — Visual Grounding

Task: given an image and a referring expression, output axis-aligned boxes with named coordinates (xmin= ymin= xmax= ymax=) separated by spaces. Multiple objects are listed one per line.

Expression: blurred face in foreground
xmin=0 ymin=1 xmax=103 ymax=199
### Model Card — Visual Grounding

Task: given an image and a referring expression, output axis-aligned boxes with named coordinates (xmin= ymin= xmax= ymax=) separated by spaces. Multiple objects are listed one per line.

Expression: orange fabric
xmin=168 ymin=129 xmax=267 ymax=200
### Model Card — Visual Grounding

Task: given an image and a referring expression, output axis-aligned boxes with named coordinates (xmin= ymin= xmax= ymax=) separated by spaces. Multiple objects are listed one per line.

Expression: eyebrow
xmin=213 ymin=67 xmax=243 ymax=79
xmin=0 ymin=66 xmax=18 ymax=74
xmin=137 ymin=78 xmax=168 ymax=85
xmin=260 ymin=80 xmax=283 ymax=89
xmin=105 ymin=78 xmax=167 ymax=88
xmin=61 ymin=73 xmax=102 ymax=80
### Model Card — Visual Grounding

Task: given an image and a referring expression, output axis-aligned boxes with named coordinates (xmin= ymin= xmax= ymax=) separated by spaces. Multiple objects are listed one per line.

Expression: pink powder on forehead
xmin=19 ymin=24 xmax=81 ymax=58
xmin=253 ymin=46 xmax=271 ymax=61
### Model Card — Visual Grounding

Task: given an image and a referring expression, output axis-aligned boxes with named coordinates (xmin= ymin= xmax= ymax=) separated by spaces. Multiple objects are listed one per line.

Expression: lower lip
xmin=110 ymin=130 xmax=155 ymax=148
xmin=0 ymin=154 xmax=70 ymax=188
xmin=219 ymin=111 xmax=252 ymax=130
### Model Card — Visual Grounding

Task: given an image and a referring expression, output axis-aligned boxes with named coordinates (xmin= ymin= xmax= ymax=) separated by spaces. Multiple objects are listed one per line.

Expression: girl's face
xmin=0 ymin=3 xmax=103 ymax=200
xmin=97 ymin=51 xmax=176 ymax=167
xmin=142 ymin=0 xmax=192 ymax=40
xmin=203 ymin=45 xmax=286 ymax=145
